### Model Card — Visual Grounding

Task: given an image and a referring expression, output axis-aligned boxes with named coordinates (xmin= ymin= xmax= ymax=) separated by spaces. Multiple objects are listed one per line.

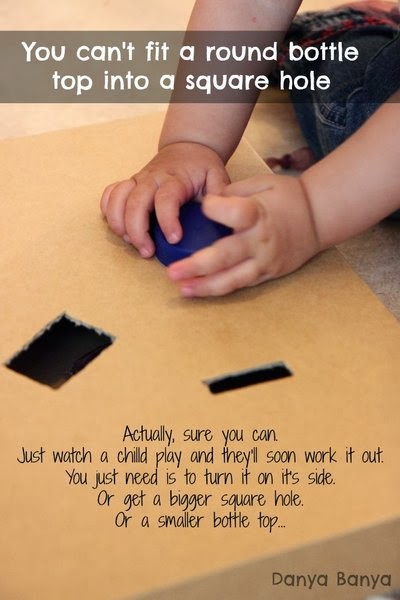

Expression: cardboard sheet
xmin=1 ymin=112 xmax=399 ymax=599
xmin=134 ymin=517 xmax=400 ymax=600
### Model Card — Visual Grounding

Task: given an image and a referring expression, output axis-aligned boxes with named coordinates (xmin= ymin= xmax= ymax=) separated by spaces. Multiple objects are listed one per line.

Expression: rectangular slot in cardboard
xmin=204 ymin=361 xmax=292 ymax=394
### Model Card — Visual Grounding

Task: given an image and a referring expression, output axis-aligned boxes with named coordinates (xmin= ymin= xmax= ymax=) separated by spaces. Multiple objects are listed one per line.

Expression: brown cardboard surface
xmin=1 ymin=112 xmax=399 ymax=600
xmin=134 ymin=517 xmax=400 ymax=600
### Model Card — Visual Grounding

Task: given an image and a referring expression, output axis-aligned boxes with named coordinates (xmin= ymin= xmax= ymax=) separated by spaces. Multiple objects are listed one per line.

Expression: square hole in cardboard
xmin=5 ymin=313 xmax=115 ymax=389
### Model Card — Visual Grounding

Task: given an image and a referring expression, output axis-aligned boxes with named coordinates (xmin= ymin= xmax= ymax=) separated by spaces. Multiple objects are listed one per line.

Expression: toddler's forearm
xmin=301 ymin=94 xmax=400 ymax=249
xmin=160 ymin=0 xmax=302 ymax=163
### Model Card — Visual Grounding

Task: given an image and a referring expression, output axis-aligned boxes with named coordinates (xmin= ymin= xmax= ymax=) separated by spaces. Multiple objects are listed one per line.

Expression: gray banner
xmin=1 ymin=31 xmax=398 ymax=103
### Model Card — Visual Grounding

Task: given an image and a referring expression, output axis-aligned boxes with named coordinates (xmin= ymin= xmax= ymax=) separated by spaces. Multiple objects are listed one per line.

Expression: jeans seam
xmin=315 ymin=103 xmax=346 ymax=129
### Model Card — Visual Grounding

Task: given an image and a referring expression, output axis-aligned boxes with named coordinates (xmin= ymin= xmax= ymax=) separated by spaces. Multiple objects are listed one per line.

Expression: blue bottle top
xmin=150 ymin=199 xmax=232 ymax=266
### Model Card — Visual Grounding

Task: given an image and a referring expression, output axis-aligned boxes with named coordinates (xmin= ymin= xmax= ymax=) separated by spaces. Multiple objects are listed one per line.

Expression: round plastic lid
xmin=150 ymin=199 xmax=232 ymax=266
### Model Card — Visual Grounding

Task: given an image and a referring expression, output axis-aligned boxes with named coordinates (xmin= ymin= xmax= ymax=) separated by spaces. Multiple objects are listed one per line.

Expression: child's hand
xmin=100 ymin=142 xmax=229 ymax=258
xmin=167 ymin=174 xmax=321 ymax=297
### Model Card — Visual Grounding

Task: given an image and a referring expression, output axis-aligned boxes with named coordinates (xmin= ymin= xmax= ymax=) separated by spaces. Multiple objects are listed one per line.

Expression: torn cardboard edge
xmin=204 ymin=361 xmax=292 ymax=394
xmin=4 ymin=312 xmax=115 ymax=389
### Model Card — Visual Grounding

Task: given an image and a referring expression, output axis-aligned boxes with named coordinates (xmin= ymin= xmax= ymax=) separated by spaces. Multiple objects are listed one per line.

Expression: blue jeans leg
xmin=286 ymin=29 xmax=400 ymax=217
xmin=286 ymin=29 xmax=399 ymax=158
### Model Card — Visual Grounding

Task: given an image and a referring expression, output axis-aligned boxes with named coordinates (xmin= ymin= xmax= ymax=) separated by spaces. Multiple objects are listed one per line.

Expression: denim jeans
xmin=284 ymin=28 xmax=400 ymax=217
xmin=284 ymin=29 xmax=400 ymax=160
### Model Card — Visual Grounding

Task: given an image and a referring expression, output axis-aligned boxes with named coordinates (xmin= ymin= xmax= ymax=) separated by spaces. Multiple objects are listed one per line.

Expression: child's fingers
xmin=202 ymin=194 xmax=260 ymax=231
xmin=205 ymin=166 xmax=231 ymax=196
xmin=102 ymin=179 xmax=137 ymax=236
xmin=100 ymin=180 xmax=120 ymax=215
xmin=222 ymin=175 xmax=275 ymax=197
xmin=168 ymin=231 xmax=251 ymax=281
xmin=176 ymin=258 xmax=264 ymax=298
xmin=154 ymin=178 xmax=192 ymax=244
xmin=123 ymin=178 xmax=159 ymax=257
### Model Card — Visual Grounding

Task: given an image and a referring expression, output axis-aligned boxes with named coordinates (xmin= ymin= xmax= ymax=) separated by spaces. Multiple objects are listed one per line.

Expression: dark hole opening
xmin=204 ymin=361 xmax=292 ymax=394
xmin=5 ymin=313 xmax=115 ymax=389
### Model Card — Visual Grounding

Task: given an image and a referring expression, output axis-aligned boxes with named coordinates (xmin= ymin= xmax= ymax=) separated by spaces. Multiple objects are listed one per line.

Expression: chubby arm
xmin=168 ymin=94 xmax=400 ymax=297
xmin=160 ymin=0 xmax=303 ymax=161
xmin=101 ymin=0 xmax=302 ymax=255
xmin=303 ymin=93 xmax=400 ymax=249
